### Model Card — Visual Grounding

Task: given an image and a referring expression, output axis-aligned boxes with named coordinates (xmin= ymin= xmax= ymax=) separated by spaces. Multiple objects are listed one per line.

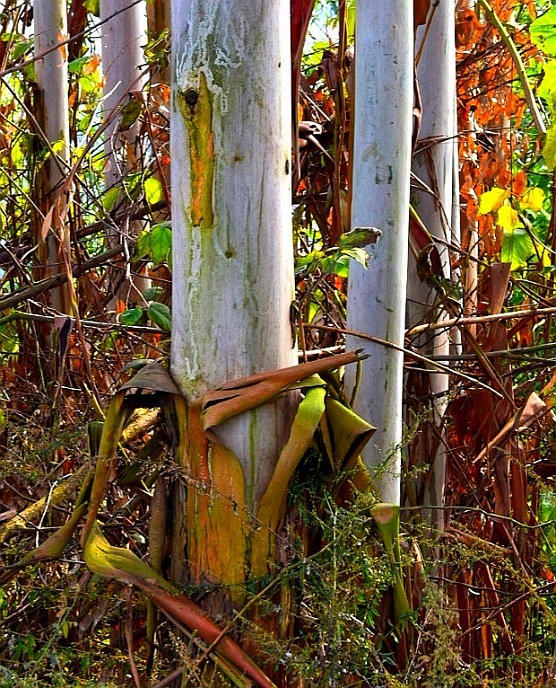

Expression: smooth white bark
xmin=34 ymin=0 xmax=71 ymax=313
xmin=101 ymin=0 xmax=147 ymax=192
xmin=170 ymin=1 xmax=296 ymax=506
xmin=408 ymin=1 xmax=457 ymax=527
xmin=346 ymin=2 xmax=414 ymax=505
xmin=100 ymin=1 xmax=148 ymax=307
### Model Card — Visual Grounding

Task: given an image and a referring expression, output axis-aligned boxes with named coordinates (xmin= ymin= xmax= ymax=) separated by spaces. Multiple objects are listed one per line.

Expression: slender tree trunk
xmin=34 ymin=0 xmax=72 ymax=315
xmin=170 ymin=0 xmax=296 ymax=586
xmin=346 ymin=2 xmax=414 ymax=505
xmin=408 ymin=1 xmax=457 ymax=528
xmin=100 ymin=0 xmax=148 ymax=309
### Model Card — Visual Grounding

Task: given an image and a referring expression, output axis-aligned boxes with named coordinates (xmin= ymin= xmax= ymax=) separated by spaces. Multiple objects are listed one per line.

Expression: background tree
xmin=100 ymin=0 xmax=149 ymax=310
xmin=407 ymin=0 xmax=458 ymax=529
xmin=34 ymin=0 xmax=72 ymax=315
xmin=345 ymin=0 xmax=414 ymax=505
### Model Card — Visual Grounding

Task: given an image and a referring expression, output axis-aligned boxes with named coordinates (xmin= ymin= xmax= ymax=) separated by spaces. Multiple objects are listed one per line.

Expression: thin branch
xmin=406 ymin=304 xmax=556 ymax=337
xmin=0 ymin=244 xmax=125 ymax=311
xmin=304 ymin=323 xmax=505 ymax=398
xmin=0 ymin=310 xmax=166 ymax=336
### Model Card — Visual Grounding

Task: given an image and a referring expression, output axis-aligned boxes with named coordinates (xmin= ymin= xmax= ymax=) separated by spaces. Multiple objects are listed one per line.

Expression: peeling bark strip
xmin=177 ymin=73 xmax=215 ymax=229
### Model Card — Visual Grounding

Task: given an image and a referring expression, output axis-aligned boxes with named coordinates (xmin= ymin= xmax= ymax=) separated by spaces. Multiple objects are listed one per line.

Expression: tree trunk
xmin=170 ymin=0 xmax=296 ymax=588
xmin=100 ymin=0 xmax=148 ymax=309
xmin=345 ymin=2 xmax=414 ymax=505
xmin=407 ymin=0 xmax=457 ymax=528
xmin=34 ymin=0 xmax=72 ymax=315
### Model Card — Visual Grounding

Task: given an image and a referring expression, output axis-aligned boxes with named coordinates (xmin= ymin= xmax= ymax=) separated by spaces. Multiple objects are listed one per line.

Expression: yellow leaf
xmin=543 ymin=126 xmax=556 ymax=169
xmin=478 ymin=187 xmax=509 ymax=215
xmin=496 ymin=205 xmax=523 ymax=233
xmin=520 ymin=187 xmax=546 ymax=212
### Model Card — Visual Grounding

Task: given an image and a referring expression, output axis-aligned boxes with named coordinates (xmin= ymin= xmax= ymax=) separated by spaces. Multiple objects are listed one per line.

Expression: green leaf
xmin=530 ymin=6 xmax=556 ymax=56
xmin=144 ymin=176 xmax=163 ymax=205
xmin=149 ymin=222 xmax=172 ymax=265
xmin=103 ymin=186 xmax=121 ymax=212
xmin=68 ymin=55 xmax=91 ymax=75
xmin=83 ymin=0 xmax=100 ymax=16
xmin=501 ymin=228 xmax=534 ymax=270
xmin=537 ymin=59 xmax=556 ymax=107
xmin=254 ymin=384 xmax=328 ymax=560
xmin=342 ymin=247 xmax=369 ymax=267
xmin=346 ymin=0 xmax=356 ymax=40
xmin=11 ymin=37 xmax=30 ymax=61
xmin=295 ymin=250 xmax=324 ymax=275
xmin=338 ymin=227 xmax=379 ymax=250
xmin=136 ymin=229 xmax=152 ymax=259
xmin=143 ymin=286 xmax=164 ymax=301
xmin=120 ymin=307 xmax=143 ymax=326
xmin=119 ymin=98 xmax=142 ymax=131
xmin=147 ymin=302 xmax=171 ymax=331
xmin=322 ymin=253 xmax=350 ymax=277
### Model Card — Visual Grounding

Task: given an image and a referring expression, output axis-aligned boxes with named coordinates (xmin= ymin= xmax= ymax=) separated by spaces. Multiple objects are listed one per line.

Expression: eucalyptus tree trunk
xmin=34 ymin=0 xmax=72 ymax=314
xmin=170 ymin=0 xmax=296 ymax=588
xmin=345 ymin=2 xmax=414 ymax=505
xmin=407 ymin=1 xmax=457 ymax=528
xmin=100 ymin=0 xmax=148 ymax=308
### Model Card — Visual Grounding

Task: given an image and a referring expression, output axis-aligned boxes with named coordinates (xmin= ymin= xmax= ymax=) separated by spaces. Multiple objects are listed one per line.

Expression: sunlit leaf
xmin=478 ymin=187 xmax=509 ymax=215
xmin=79 ymin=74 xmax=99 ymax=94
xmin=342 ymin=247 xmax=369 ymax=267
xmin=530 ymin=6 xmax=556 ymax=56
xmin=496 ymin=205 xmax=523 ymax=232
xmin=346 ymin=0 xmax=356 ymax=39
xmin=147 ymin=302 xmax=171 ymax=331
xmin=144 ymin=176 xmax=163 ymax=205
xmin=501 ymin=228 xmax=534 ymax=270
xmin=538 ymin=59 xmax=556 ymax=107
xmin=295 ymin=250 xmax=324 ymax=275
xmin=519 ymin=186 xmax=545 ymax=212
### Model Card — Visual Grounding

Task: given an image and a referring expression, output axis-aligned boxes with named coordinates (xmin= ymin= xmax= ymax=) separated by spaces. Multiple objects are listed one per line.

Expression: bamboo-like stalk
xmin=408 ymin=0 xmax=457 ymax=529
xmin=345 ymin=1 xmax=414 ymax=505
